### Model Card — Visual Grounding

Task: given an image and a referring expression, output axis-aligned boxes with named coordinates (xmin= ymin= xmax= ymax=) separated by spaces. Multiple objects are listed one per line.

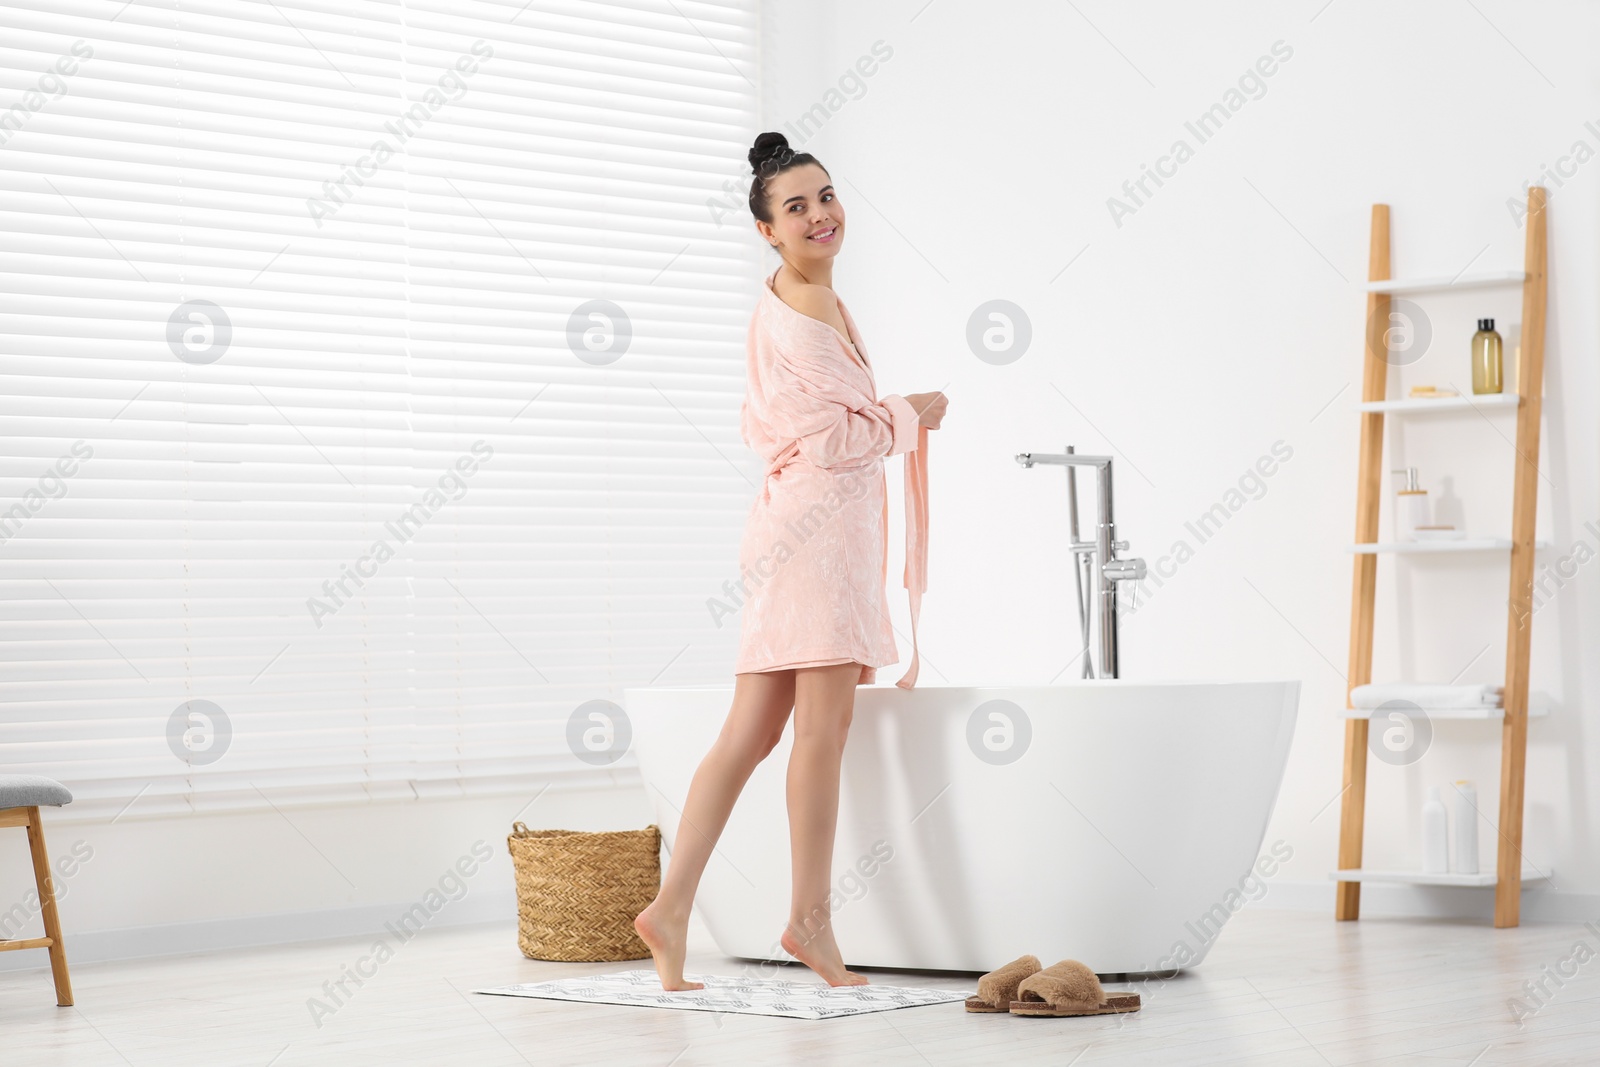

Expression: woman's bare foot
xmin=780 ymin=922 xmax=869 ymax=986
xmin=634 ymin=900 xmax=703 ymax=991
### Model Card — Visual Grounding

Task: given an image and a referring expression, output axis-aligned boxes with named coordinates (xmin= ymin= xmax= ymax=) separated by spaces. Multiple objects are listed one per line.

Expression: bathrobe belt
xmin=890 ymin=425 xmax=929 ymax=689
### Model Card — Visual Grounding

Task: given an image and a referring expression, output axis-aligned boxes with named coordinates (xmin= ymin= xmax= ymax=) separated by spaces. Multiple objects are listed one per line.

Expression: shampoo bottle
xmin=1472 ymin=318 xmax=1504 ymax=394
xmin=1422 ymin=786 xmax=1449 ymax=874
xmin=1452 ymin=780 xmax=1479 ymax=875
xmin=1392 ymin=468 xmax=1430 ymax=542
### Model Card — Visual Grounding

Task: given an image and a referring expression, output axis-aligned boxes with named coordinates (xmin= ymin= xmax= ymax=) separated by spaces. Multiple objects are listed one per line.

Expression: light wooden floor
xmin=5 ymin=908 xmax=1598 ymax=1065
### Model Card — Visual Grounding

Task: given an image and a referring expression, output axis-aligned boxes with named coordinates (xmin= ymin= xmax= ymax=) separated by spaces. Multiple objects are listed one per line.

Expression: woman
xmin=633 ymin=132 xmax=948 ymax=990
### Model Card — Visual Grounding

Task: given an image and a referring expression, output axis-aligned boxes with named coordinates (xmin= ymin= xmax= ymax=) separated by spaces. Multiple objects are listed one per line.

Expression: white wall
xmin=768 ymin=0 xmax=1598 ymax=919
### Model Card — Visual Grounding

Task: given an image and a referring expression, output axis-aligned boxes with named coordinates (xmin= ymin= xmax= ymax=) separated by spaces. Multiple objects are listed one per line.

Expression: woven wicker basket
xmin=507 ymin=822 xmax=660 ymax=962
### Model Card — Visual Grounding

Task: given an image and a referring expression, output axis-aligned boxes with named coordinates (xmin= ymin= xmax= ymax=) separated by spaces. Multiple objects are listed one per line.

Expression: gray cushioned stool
xmin=1 ymin=774 xmax=75 ymax=1005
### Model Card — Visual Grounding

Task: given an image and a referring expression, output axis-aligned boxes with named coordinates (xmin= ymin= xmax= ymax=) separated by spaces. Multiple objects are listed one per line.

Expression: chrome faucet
xmin=1014 ymin=446 xmax=1146 ymax=678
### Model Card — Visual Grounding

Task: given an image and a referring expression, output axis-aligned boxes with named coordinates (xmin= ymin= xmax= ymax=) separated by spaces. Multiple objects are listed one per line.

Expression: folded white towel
xmin=1350 ymin=683 xmax=1503 ymax=709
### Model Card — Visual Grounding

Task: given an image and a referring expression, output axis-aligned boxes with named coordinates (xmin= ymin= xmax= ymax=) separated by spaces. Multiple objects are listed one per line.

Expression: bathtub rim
xmin=625 ymin=678 xmax=1302 ymax=694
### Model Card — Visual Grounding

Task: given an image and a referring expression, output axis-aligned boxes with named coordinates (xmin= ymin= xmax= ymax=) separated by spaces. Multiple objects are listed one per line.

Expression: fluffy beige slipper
xmin=964 ymin=953 xmax=1043 ymax=1012
xmin=1010 ymin=959 xmax=1141 ymax=1017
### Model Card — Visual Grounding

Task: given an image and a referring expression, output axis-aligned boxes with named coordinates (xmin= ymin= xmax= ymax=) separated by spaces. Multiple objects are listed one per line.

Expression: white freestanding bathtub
xmin=624 ymin=680 xmax=1300 ymax=975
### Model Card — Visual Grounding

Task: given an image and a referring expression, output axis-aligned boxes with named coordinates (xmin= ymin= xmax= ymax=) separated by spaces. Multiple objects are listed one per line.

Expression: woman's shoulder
xmin=773 ymin=275 xmax=849 ymax=336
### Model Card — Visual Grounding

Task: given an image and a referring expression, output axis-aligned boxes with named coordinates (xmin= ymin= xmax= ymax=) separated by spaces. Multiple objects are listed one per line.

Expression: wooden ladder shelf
xmin=1334 ymin=186 xmax=1548 ymax=928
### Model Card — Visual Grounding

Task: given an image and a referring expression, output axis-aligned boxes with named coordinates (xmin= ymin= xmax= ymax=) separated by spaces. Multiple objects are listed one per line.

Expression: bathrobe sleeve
xmin=767 ymin=345 xmax=920 ymax=468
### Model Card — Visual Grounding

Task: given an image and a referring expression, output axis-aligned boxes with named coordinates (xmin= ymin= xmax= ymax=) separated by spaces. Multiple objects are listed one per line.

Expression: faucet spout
xmin=1014 ymin=451 xmax=1115 ymax=468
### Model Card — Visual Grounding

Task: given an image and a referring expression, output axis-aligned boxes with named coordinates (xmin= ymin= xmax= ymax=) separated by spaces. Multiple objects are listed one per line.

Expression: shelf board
xmin=1330 ymin=865 xmax=1550 ymax=888
xmin=1357 ymin=392 xmax=1520 ymax=414
xmin=1339 ymin=691 xmax=1551 ymax=719
xmin=1348 ymin=538 xmax=1550 ymax=554
xmin=1360 ymin=270 xmax=1526 ymax=295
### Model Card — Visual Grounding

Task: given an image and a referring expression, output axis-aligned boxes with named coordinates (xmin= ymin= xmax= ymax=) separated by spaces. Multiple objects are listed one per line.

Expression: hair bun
xmin=748 ymin=132 xmax=792 ymax=172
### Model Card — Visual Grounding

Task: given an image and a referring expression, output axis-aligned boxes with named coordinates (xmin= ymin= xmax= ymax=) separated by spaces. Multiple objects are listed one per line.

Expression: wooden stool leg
xmin=25 ymin=806 xmax=74 ymax=1006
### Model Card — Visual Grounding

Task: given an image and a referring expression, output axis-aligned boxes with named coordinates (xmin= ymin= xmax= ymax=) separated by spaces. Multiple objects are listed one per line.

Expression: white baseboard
xmin=0 ymin=885 xmax=520 ymax=973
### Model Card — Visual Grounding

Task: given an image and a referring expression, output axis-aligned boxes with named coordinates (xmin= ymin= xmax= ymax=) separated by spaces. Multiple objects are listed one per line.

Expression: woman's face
xmin=759 ymin=163 xmax=844 ymax=259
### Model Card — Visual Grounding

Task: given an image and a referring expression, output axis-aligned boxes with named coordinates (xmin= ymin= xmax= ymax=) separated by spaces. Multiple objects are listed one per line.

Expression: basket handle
xmin=512 ymin=821 xmax=529 ymax=834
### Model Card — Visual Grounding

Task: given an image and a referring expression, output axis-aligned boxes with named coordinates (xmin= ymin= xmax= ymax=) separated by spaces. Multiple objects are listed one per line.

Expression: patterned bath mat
xmin=475 ymin=969 xmax=973 ymax=1020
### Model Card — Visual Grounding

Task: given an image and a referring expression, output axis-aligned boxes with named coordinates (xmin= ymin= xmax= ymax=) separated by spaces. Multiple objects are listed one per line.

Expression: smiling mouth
xmin=807 ymin=226 xmax=838 ymax=241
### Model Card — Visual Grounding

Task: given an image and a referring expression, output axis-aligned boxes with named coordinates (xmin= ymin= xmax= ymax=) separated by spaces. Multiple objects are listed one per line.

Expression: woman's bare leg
xmin=635 ymin=669 xmax=795 ymax=990
xmin=778 ymin=661 xmax=869 ymax=987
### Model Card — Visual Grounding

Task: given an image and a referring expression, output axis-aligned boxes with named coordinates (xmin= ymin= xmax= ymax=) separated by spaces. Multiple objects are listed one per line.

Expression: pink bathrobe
xmin=735 ymin=265 xmax=929 ymax=687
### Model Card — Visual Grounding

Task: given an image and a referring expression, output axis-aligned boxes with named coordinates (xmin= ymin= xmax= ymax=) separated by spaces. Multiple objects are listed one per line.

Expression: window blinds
xmin=0 ymin=0 xmax=761 ymax=820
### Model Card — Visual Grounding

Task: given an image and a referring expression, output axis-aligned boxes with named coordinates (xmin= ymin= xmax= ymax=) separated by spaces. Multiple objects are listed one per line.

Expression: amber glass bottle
xmin=1471 ymin=318 xmax=1503 ymax=394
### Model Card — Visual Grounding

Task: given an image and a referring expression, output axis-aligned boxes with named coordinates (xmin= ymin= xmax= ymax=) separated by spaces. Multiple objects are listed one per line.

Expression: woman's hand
xmin=903 ymin=391 xmax=948 ymax=430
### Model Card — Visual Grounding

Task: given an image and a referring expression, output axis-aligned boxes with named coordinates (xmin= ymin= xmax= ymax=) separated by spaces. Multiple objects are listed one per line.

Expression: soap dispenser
xmin=1472 ymin=318 xmax=1504 ymax=394
xmin=1421 ymin=786 xmax=1449 ymax=874
xmin=1391 ymin=467 xmax=1430 ymax=542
